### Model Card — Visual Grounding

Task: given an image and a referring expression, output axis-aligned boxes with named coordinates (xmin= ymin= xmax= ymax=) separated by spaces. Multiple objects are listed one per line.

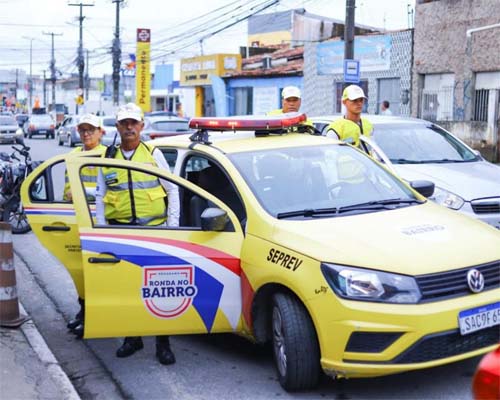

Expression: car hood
xmin=265 ymin=202 xmax=500 ymax=275
xmin=0 ymin=124 xmax=19 ymax=131
xmin=393 ymin=161 xmax=500 ymax=201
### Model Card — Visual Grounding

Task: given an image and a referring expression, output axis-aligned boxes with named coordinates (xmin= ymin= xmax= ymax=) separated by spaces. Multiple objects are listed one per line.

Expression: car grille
xmin=416 ymin=260 xmax=500 ymax=302
xmin=392 ymin=327 xmax=499 ymax=364
xmin=0 ymin=129 xmax=17 ymax=134
xmin=471 ymin=198 xmax=500 ymax=214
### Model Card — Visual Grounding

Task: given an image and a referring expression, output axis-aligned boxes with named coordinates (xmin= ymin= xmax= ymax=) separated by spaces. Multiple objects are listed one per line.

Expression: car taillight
xmin=472 ymin=348 xmax=500 ymax=400
xmin=29 ymin=124 xmax=35 ymax=130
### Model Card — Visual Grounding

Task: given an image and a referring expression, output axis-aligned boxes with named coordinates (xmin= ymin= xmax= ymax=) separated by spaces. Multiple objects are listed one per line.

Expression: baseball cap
xmin=342 ymin=85 xmax=367 ymax=101
xmin=282 ymin=86 xmax=301 ymax=99
xmin=116 ymin=103 xmax=144 ymax=122
xmin=77 ymin=113 xmax=101 ymax=128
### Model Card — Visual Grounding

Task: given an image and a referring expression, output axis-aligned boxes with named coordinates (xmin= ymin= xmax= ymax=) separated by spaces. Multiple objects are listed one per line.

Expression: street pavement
xmin=0 ymin=255 xmax=80 ymax=400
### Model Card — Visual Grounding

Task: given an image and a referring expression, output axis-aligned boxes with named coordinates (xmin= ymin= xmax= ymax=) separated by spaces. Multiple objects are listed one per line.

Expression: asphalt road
xmin=8 ymin=137 xmax=482 ymax=399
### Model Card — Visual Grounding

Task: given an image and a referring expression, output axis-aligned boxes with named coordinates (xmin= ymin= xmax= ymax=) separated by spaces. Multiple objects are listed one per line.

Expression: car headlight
xmin=430 ymin=186 xmax=464 ymax=210
xmin=321 ymin=263 xmax=421 ymax=304
xmin=16 ymin=128 xmax=23 ymax=135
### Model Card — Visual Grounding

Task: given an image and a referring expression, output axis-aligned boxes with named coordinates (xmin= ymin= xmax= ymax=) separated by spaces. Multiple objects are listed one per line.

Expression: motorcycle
xmin=0 ymin=143 xmax=41 ymax=234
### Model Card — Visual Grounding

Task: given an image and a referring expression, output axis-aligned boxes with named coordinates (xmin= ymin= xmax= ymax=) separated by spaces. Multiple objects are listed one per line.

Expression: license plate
xmin=39 ymin=130 xmax=47 ymax=133
xmin=458 ymin=302 xmax=500 ymax=335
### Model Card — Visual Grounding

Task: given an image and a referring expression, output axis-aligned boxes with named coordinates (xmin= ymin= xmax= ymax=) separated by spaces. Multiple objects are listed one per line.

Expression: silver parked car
xmin=0 ymin=116 xmax=24 ymax=144
xmin=312 ymin=115 xmax=500 ymax=229
xmin=57 ymin=115 xmax=82 ymax=147
xmin=101 ymin=116 xmax=120 ymax=146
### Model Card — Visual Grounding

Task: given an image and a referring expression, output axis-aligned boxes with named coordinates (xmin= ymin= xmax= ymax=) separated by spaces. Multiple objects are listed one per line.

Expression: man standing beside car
xmin=326 ymin=85 xmax=373 ymax=148
xmin=95 ymin=102 xmax=180 ymax=365
xmin=64 ymin=113 xmax=106 ymax=339
xmin=267 ymin=86 xmax=313 ymax=130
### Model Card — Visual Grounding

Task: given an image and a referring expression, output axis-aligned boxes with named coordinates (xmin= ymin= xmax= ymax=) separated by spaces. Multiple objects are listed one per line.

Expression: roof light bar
xmin=188 ymin=112 xmax=307 ymax=131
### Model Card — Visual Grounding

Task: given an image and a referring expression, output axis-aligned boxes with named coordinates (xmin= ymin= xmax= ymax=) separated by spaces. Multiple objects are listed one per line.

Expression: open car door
xmin=21 ymin=152 xmax=100 ymax=299
xmin=65 ymin=156 xmax=244 ymax=339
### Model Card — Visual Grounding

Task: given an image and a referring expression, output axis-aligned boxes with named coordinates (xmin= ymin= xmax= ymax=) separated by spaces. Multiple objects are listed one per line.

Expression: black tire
xmin=28 ymin=133 xmax=32 ymax=139
xmin=271 ymin=292 xmax=320 ymax=391
xmin=58 ymin=134 xmax=63 ymax=146
xmin=68 ymin=135 xmax=75 ymax=147
xmin=3 ymin=202 xmax=31 ymax=234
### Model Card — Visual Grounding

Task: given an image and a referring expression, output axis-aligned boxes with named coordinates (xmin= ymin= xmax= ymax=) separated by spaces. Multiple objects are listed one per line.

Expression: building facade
xmin=412 ymin=0 xmax=500 ymax=161
xmin=302 ymin=29 xmax=413 ymax=117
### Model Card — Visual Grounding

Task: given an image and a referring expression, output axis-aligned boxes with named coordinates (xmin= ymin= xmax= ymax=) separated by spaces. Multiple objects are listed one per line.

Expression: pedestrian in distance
xmin=95 ymin=102 xmax=180 ymax=365
xmin=326 ymin=84 xmax=373 ymax=148
xmin=65 ymin=113 xmax=107 ymax=339
xmin=381 ymin=100 xmax=393 ymax=115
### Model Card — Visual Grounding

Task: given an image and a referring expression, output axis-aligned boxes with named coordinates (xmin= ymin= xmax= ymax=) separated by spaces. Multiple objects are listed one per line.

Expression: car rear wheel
xmin=68 ymin=135 xmax=75 ymax=147
xmin=271 ymin=292 xmax=320 ymax=391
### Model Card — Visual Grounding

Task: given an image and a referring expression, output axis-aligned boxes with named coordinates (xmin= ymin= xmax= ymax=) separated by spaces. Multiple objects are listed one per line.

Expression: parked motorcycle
xmin=0 ymin=143 xmax=41 ymax=234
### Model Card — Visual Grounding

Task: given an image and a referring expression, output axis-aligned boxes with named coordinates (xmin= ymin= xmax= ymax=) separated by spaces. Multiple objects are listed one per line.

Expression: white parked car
xmin=312 ymin=115 xmax=500 ymax=229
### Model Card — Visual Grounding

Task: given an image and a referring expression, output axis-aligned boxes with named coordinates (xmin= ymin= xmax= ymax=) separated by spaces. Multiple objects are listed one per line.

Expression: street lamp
xmin=22 ymin=36 xmax=34 ymax=113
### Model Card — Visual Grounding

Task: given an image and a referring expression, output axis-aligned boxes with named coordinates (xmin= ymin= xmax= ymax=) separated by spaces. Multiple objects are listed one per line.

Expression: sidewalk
xmin=0 ymin=305 xmax=80 ymax=400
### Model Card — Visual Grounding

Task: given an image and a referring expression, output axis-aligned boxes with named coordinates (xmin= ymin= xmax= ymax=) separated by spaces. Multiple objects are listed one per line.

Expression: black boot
xmin=116 ymin=337 xmax=144 ymax=358
xmin=72 ymin=323 xmax=84 ymax=339
xmin=156 ymin=336 xmax=176 ymax=365
xmin=67 ymin=298 xmax=84 ymax=330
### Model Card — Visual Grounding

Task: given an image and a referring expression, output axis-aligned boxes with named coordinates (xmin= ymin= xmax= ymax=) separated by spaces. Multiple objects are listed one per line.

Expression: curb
xmin=19 ymin=303 xmax=81 ymax=400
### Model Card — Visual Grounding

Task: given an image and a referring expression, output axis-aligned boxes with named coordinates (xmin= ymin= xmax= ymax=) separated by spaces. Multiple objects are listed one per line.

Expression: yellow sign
xmin=135 ymin=28 xmax=151 ymax=113
xmin=180 ymin=54 xmax=241 ymax=86
xmin=75 ymin=95 xmax=84 ymax=105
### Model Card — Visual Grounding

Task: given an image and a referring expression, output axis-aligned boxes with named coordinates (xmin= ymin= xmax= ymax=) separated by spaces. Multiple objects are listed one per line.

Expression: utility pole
xmin=69 ymin=2 xmax=94 ymax=114
xmin=42 ymin=70 xmax=47 ymax=107
xmin=112 ymin=0 xmax=124 ymax=106
xmin=22 ymin=36 xmax=34 ymax=112
xmin=85 ymin=49 xmax=90 ymax=100
xmin=43 ymin=31 xmax=63 ymax=114
xmin=344 ymin=0 xmax=356 ymax=61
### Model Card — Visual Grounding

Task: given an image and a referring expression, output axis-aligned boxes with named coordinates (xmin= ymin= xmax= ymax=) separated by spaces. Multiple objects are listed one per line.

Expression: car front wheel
xmin=271 ymin=292 xmax=320 ymax=391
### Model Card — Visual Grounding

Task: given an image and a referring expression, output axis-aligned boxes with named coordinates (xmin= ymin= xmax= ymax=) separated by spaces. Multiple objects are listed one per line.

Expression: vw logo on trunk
xmin=467 ymin=269 xmax=485 ymax=293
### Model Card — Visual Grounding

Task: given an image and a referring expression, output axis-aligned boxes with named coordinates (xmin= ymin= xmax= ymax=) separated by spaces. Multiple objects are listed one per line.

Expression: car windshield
xmin=0 ymin=116 xmax=17 ymax=125
xmin=373 ymin=123 xmax=479 ymax=163
xmin=230 ymin=144 xmax=420 ymax=218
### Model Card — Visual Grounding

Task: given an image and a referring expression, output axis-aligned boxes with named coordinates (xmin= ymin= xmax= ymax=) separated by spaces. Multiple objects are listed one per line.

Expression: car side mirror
xmin=201 ymin=207 xmax=229 ymax=231
xmin=410 ymin=180 xmax=435 ymax=198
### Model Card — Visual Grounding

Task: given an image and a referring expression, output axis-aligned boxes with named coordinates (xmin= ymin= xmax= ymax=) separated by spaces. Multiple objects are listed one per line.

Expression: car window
xmin=102 ymin=118 xmax=116 ymax=127
xmin=158 ymin=148 xmax=178 ymax=172
xmin=373 ymin=123 xmax=478 ymax=163
xmin=230 ymin=144 xmax=417 ymax=217
xmin=151 ymin=121 xmax=190 ymax=132
xmin=182 ymin=155 xmax=246 ymax=224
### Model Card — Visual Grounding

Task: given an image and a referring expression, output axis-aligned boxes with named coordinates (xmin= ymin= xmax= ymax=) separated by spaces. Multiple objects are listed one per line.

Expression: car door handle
xmin=42 ymin=226 xmax=71 ymax=232
xmin=88 ymin=256 xmax=120 ymax=264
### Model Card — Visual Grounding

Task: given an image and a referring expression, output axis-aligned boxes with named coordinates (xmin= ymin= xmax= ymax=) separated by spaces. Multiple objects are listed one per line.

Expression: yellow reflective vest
xmin=327 ymin=117 xmax=373 ymax=148
xmin=63 ymin=144 xmax=107 ymax=201
xmin=102 ymin=142 xmax=167 ymax=226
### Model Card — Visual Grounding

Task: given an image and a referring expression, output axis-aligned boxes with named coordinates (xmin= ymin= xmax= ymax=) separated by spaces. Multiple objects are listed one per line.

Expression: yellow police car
xmin=21 ymin=113 xmax=500 ymax=391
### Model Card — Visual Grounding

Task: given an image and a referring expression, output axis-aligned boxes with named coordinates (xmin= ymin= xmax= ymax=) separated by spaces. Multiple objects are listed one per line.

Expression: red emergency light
xmin=188 ymin=112 xmax=307 ymax=131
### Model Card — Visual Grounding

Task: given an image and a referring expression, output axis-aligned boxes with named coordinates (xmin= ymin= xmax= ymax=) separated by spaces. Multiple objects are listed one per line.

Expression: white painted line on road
xmin=19 ymin=303 xmax=81 ymax=400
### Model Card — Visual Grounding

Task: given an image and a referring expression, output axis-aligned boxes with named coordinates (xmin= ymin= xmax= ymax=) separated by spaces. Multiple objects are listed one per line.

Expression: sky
xmin=0 ymin=0 xmax=416 ymax=80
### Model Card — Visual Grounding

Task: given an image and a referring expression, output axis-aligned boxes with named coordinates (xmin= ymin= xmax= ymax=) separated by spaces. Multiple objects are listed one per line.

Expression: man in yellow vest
xmin=95 ymin=103 xmax=180 ymax=365
xmin=326 ymin=85 xmax=373 ymax=148
xmin=267 ymin=86 xmax=313 ymax=130
xmin=64 ymin=114 xmax=106 ymax=339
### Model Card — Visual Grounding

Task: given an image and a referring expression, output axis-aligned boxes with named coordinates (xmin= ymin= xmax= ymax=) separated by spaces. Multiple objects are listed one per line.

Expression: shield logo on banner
xmin=141 ymin=265 xmax=198 ymax=319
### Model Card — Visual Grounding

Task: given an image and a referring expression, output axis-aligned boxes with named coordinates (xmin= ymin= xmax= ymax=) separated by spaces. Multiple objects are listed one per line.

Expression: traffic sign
xmin=343 ymin=59 xmax=360 ymax=83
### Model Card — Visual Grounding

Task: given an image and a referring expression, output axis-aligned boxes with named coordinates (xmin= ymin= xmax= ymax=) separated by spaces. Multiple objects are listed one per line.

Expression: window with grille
xmin=473 ymin=89 xmax=489 ymax=121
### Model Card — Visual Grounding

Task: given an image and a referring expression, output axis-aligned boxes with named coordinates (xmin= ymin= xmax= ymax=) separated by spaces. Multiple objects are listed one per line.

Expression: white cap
xmin=77 ymin=113 xmax=101 ymax=128
xmin=282 ymin=86 xmax=301 ymax=99
xmin=116 ymin=103 xmax=144 ymax=122
xmin=342 ymin=85 xmax=367 ymax=101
